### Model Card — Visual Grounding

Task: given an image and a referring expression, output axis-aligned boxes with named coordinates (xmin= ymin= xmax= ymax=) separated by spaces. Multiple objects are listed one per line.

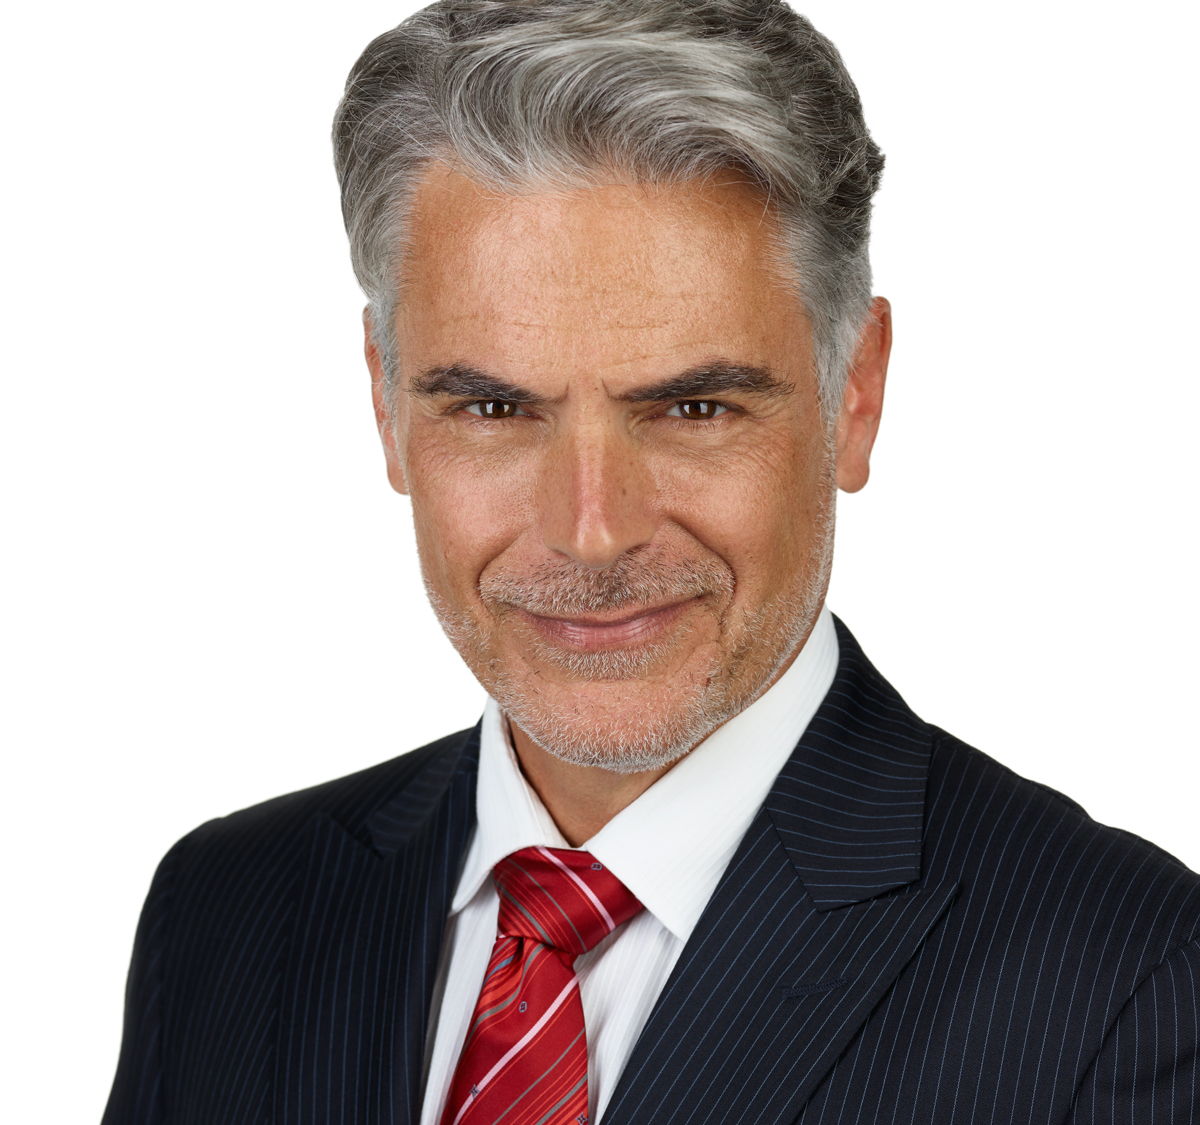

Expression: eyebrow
xmin=616 ymin=363 xmax=793 ymax=403
xmin=409 ymin=365 xmax=546 ymax=404
xmin=408 ymin=360 xmax=792 ymax=404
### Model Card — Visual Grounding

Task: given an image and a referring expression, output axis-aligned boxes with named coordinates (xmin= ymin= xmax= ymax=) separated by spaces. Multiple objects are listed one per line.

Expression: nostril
xmin=537 ymin=436 xmax=658 ymax=569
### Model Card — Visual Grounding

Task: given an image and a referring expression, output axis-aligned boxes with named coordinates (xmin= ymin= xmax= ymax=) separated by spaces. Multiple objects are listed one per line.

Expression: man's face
xmin=376 ymin=165 xmax=841 ymax=770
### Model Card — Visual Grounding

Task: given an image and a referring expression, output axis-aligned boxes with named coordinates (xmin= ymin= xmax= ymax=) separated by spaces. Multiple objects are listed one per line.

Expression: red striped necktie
xmin=439 ymin=846 xmax=643 ymax=1125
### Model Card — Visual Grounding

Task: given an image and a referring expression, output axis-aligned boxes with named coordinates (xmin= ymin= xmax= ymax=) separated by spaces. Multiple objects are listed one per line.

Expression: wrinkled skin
xmin=368 ymin=165 xmax=890 ymax=842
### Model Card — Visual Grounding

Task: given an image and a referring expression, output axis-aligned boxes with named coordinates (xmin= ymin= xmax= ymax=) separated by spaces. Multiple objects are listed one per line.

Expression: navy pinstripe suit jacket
xmin=103 ymin=619 xmax=1200 ymax=1124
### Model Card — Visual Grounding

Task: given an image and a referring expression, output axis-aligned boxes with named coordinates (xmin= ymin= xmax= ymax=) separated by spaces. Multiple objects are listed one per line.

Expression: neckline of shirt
xmin=452 ymin=606 xmax=839 ymax=940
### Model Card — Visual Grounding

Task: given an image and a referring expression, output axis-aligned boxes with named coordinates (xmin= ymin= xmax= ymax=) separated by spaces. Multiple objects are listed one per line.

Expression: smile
xmin=515 ymin=598 xmax=702 ymax=651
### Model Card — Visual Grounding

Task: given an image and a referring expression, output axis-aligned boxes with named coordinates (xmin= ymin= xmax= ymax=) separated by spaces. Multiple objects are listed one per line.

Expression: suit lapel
xmin=275 ymin=728 xmax=480 ymax=1125
xmin=603 ymin=619 xmax=958 ymax=1125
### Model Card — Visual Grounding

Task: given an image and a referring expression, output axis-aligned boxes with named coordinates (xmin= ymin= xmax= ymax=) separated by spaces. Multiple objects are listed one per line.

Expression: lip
xmin=515 ymin=597 xmax=701 ymax=651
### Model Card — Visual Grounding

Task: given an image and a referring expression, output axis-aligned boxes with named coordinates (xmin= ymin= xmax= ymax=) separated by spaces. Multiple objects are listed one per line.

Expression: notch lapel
xmin=603 ymin=619 xmax=958 ymax=1125
xmin=275 ymin=728 xmax=480 ymax=1125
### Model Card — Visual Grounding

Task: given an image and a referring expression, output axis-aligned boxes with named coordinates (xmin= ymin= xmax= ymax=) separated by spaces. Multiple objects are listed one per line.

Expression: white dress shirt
xmin=418 ymin=607 xmax=839 ymax=1125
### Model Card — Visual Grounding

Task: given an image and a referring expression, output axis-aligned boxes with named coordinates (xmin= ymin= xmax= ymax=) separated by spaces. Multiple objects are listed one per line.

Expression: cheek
xmin=406 ymin=433 xmax=536 ymax=603
xmin=652 ymin=427 xmax=827 ymax=591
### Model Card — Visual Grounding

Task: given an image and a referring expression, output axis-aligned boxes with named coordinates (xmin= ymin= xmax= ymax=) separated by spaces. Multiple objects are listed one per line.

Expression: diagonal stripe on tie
xmin=440 ymin=847 xmax=643 ymax=1125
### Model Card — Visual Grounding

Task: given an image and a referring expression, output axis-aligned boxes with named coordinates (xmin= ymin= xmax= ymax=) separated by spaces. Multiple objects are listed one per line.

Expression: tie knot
xmin=493 ymin=846 xmax=642 ymax=956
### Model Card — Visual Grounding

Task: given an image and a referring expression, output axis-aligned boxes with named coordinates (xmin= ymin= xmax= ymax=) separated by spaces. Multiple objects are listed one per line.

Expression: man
xmin=103 ymin=2 xmax=1200 ymax=1123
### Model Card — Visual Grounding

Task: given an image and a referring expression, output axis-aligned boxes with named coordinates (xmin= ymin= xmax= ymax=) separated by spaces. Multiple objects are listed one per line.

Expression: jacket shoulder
xmin=103 ymin=726 xmax=479 ymax=1122
xmin=926 ymin=728 xmax=1200 ymax=952
xmin=179 ymin=723 xmax=479 ymax=865
xmin=931 ymin=728 xmax=1196 ymax=874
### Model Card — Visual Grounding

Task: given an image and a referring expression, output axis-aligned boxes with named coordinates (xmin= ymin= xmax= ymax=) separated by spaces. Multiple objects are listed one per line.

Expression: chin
xmin=489 ymin=598 xmax=813 ymax=773
xmin=491 ymin=670 xmax=745 ymax=774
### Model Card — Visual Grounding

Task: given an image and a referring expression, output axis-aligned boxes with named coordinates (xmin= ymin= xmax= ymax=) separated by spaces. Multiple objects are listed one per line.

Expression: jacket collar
xmin=275 ymin=726 xmax=480 ymax=1125
xmin=365 ymin=723 xmax=481 ymax=858
xmin=276 ymin=617 xmax=942 ymax=1125
xmin=765 ymin=615 xmax=931 ymax=910
xmin=362 ymin=614 xmax=928 ymax=911
xmin=602 ymin=618 xmax=954 ymax=1125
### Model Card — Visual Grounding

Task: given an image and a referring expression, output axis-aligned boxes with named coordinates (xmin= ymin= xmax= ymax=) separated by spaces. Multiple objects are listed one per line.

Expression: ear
xmin=835 ymin=296 xmax=892 ymax=494
xmin=364 ymin=307 xmax=409 ymax=495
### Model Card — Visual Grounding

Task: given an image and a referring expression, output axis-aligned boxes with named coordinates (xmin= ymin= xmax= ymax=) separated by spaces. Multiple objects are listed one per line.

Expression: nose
xmin=539 ymin=416 xmax=658 ymax=569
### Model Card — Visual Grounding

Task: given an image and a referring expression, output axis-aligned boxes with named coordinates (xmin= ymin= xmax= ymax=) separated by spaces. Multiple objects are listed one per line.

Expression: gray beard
xmin=425 ymin=485 xmax=835 ymax=775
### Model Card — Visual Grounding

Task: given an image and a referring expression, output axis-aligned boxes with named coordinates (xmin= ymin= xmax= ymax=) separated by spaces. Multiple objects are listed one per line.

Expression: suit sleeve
xmin=1067 ymin=935 xmax=1200 ymax=1124
xmin=101 ymin=837 xmax=187 ymax=1125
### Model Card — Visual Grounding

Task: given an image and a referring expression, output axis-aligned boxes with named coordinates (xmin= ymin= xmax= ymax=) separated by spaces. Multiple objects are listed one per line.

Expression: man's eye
xmin=666 ymin=400 xmax=728 ymax=419
xmin=463 ymin=400 xmax=523 ymax=419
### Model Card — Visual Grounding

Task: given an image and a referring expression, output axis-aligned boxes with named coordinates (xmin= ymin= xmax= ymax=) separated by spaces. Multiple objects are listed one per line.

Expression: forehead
xmin=395 ymin=164 xmax=811 ymax=386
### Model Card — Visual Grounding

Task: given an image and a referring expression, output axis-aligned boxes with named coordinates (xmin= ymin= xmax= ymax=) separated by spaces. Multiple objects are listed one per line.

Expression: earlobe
xmin=364 ymin=308 xmax=409 ymax=496
xmin=834 ymin=297 xmax=891 ymax=494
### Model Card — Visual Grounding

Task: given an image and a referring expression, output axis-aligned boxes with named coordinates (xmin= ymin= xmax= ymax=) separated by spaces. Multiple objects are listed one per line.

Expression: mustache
xmin=478 ymin=546 xmax=734 ymax=617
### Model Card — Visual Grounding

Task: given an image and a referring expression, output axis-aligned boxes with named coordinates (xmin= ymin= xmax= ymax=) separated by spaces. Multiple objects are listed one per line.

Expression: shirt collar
xmin=451 ymin=698 xmax=571 ymax=914
xmin=452 ymin=606 xmax=839 ymax=940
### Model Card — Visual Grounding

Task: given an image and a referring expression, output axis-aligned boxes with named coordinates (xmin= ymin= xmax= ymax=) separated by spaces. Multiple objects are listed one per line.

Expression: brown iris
xmin=676 ymin=400 xmax=722 ymax=418
xmin=473 ymin=400 xmax=520 ymax=418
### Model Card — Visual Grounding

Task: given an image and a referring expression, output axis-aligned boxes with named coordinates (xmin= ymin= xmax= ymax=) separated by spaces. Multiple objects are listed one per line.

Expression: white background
xmin=2 ymin=1 xmax=1196 ymax=1119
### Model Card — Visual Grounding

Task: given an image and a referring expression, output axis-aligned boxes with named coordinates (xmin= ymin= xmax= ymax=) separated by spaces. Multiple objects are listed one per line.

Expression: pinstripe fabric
xmin=103 ymin=619 xmax=1200 ymax=1124
xmin=1069 ymin=937 xmax=1200 ymax=1123
xmin=603 ymin=622 xmax=1200 ymax=1125
xmin=103 ymin=727 xmax=480 ymax=1125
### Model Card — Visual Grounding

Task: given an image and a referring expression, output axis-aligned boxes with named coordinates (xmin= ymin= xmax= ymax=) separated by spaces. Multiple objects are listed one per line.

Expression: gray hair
xmin=333 ymin=0 xmax=883 ymax=417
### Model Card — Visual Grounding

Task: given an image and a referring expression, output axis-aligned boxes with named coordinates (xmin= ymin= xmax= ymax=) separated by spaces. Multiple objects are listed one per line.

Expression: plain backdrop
xmin=2 ymin=1 xmax=1196 ymax=1120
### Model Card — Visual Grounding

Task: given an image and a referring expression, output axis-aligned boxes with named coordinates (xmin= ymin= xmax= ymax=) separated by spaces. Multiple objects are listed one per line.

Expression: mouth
xmin=513 ymin=597 xmax=703 ymax=651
